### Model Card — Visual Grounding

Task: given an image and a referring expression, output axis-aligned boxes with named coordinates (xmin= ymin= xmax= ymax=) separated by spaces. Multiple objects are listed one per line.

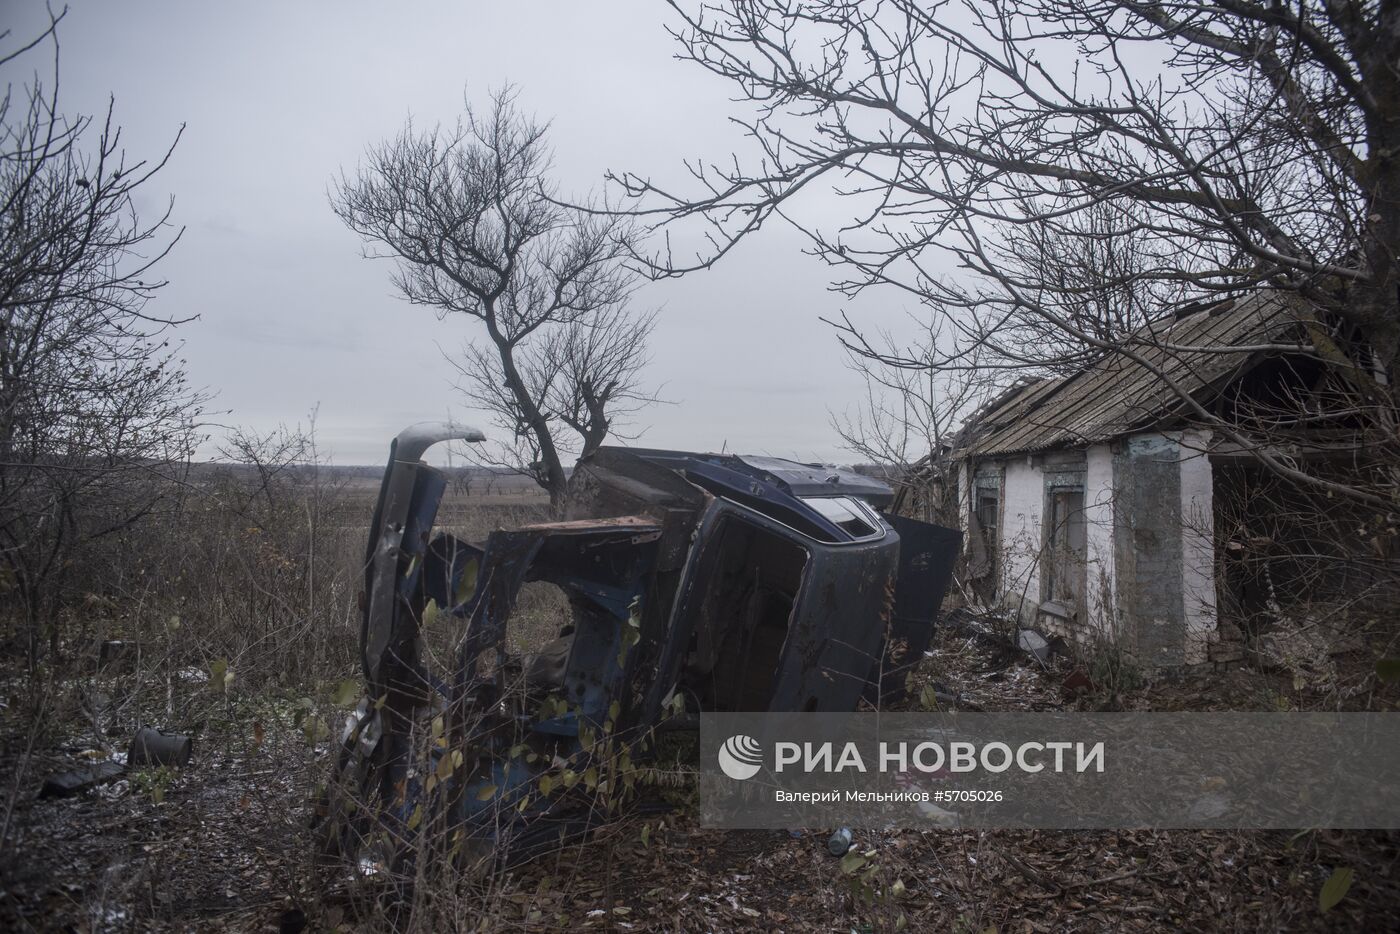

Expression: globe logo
xmin=717 ymin=734 xmax=763 ymax=780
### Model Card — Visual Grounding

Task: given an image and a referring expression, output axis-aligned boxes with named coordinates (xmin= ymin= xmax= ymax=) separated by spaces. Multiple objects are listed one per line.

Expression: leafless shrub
xmin=831 ymin=313 xmax=1000 ymax=526
xmin=0 ymin=11 xmax=205 ymax=670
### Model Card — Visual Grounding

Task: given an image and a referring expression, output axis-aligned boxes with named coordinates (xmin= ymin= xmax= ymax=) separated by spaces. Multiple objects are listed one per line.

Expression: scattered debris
xmin=826 ymin=828 xmax=853 ymax=856
xmin=127 ymin=727 xmax=193 ymax=768
xmin=1017 ymin=629 xmax=1051 ymax=664
xmin=942 ymin=606 xmax=1018 ymax=649
xmin=174 ymin=665 xmax=208 ymax=684
xmin=1251 ymin=612 xmax=1365 ymax=671
xmin=38 ymin=761 xmax=126 ymax=798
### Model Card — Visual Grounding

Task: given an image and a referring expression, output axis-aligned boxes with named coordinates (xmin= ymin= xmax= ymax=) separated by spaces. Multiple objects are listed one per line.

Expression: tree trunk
xmin=484 ymin=308 xmax=569 ymax=511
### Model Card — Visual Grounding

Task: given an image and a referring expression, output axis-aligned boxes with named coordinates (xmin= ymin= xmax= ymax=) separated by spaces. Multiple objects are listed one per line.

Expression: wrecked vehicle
xmin=320 ymin=422 xmax=960 ymax=868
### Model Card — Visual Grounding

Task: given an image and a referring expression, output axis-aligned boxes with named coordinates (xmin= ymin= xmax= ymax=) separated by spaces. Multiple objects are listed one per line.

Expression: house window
xmin=1044 ymin=485 xmax=1087 ymax=615
xmin=970 ymin=474 xmax=1001 ymax=603
xmin=976 ymin=491 xmax=1000 ymax=553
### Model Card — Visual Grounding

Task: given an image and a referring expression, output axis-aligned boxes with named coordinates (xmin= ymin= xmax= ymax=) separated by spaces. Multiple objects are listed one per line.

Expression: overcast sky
xmin=7 ymin=1 xmax=928 ymax=466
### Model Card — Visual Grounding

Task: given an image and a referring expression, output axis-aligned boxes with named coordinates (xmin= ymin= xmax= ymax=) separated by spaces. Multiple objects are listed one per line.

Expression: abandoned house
xmin=952 ymin=290 xmax=1380 ymax=668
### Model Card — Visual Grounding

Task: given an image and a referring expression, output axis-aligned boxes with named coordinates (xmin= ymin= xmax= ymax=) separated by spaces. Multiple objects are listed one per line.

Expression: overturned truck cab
xmin=321 ymin=424 xmax=960 ymax=868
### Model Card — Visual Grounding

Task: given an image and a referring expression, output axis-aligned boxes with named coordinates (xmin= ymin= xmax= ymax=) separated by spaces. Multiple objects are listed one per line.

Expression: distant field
xmin=193 ymin=461 xmax=555 ymax=536
xmin=327 ymin=479 xmax=552 ymax=539
xmin=326 ymin=471 xmax=547 ymax=497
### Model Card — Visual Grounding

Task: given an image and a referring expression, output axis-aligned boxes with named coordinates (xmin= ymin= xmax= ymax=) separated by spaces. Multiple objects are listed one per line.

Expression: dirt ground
xmin=3 ymin=625 xmax=1398 ymax=932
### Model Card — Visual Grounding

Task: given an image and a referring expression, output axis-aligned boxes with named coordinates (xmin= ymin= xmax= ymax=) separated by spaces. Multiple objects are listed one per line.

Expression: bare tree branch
xmin=615 ymin=0 xmax=1399 ymax=508
xmin=332 ymin=87 xmax=660 ymax=507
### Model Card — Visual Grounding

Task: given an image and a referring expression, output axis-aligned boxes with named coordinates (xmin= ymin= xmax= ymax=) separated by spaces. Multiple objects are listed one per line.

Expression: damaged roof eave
xmin=959 ymin=291 xmax=1313 ymax=460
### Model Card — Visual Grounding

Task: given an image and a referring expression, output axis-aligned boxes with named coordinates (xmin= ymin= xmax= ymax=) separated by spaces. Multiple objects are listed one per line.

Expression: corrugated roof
xmin=965 ymin=291 xmax=1311 ymax=457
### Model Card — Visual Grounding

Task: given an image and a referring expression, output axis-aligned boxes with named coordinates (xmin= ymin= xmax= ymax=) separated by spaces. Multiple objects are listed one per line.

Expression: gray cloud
xmin=8 ymin=0 xmax=929 ymax=465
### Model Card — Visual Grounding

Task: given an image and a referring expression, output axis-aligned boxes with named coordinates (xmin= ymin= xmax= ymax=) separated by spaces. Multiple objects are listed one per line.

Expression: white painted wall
xmin=963 ymin=431 xmax=1218 ymax=665
xmin=999 ymin=456 xmax=1043 ymax=622
xmin=1175 ymin=428 xmax=1218 ymax=663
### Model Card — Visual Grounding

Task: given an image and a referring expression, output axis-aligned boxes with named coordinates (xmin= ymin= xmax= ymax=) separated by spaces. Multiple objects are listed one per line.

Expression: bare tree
xmin=332 ymin=88 xmax=659 ymax=508
xmin=832 ymin=318 xmax=999 ymax=531
xmin=617 ymin=0 xmax=1399 ymax=508
xmin=830 ymin=312 xmax=998 ymax=506
xmin=0 ymin=11 xmax=203 ymax=668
